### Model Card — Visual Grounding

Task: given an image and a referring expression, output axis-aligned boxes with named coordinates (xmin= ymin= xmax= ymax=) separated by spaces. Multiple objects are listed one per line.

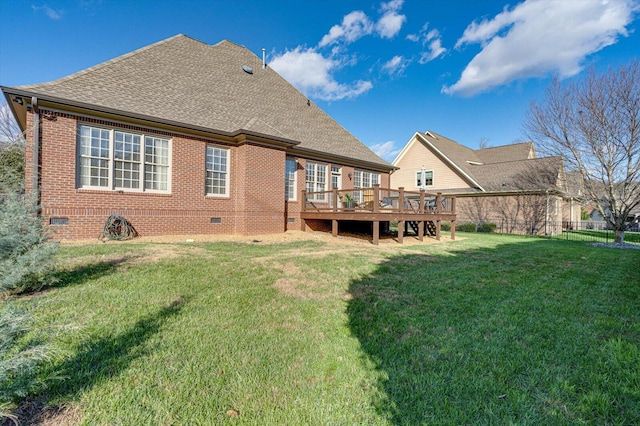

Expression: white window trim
xmin=285 ymin=158 xmax=297 ymax=201
xmin=205 ymin=144 xmax=231 ymax=197
xmin=306 ymin=161 xmax=328 ymax=201
xmin=77 ymin=123 xmax=172 ymax=193
xmin=415 ymin=170 xmax=434 ymax=188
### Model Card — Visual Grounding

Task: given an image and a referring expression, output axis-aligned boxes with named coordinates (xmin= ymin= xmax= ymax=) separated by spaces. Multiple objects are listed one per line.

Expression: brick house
xmin=2 ymin=34 xmax=393 ymax=240
xmin=391 ymin=130 xmax=581 ymax=234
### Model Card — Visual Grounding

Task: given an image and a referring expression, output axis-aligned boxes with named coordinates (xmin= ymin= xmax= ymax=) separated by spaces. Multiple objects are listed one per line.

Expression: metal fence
xmin=452 ymin=220 xmax=640 ymax=245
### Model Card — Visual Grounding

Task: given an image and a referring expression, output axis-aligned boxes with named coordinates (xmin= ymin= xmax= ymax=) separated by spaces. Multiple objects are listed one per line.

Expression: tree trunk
xmin=615 ymin=229 xmax=625 ymax=244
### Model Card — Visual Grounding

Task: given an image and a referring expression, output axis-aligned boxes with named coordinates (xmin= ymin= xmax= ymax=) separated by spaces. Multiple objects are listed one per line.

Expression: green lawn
xmin=6 ymin=233 xmax=640 ymax=424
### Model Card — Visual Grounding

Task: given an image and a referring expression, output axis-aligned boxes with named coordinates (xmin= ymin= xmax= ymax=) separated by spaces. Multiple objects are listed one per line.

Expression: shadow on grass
xmin=5 ymin=296 xmax=185 ymax=425
xmin=346 ymin=238 xmax=640 ymax=424
xmin=15 ymin=257 xmax=140 ymax=298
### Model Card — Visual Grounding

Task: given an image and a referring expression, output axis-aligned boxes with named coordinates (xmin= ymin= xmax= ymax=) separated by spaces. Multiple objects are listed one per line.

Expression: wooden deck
xmin=300 ymin=185 xmax=457 ymax=245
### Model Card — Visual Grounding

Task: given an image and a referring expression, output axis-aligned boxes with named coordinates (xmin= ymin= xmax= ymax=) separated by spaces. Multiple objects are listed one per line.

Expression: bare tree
xmin=0 ymin=101 xmax=25 ymax=192
xmin=478 ymin=137 xmax=490 ymax=149
xmin=0 ymin=101 xmax=24 ymax=146
xmin=524 ymin=61 xmax=640 ymax=243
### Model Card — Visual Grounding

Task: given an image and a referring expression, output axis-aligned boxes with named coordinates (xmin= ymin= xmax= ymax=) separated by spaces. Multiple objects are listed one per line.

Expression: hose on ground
xmin=101 ymin=214 xmax=138 ymax=241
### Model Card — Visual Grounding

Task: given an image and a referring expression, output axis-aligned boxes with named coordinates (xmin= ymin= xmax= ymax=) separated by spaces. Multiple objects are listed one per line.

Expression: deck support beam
xmin=373 ymin=221 xmax=379 ymax=245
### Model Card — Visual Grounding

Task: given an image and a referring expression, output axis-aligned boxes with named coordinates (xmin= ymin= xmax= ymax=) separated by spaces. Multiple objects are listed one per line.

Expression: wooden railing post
xmin=399 ymin=187 xmax=405 ymax=213
xmin=373 ymin=184 xmax=380 ymax=213
xmin=301 ymin=190 xmax=307 ymax=212
xmin=332 ymin=187 xmax=338 ymax=212
xmin=419 ymin=190 xmax=425 ymax=214
xmin=451 ymin=195 xmax=456 ymax=214
xmin=436 ymin=192 xmax=442 ymax=214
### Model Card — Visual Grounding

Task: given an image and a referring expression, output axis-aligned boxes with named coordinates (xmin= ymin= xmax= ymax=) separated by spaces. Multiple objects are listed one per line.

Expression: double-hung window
xmin=353 ymin=170 xmax=380 ymax=188
xmin=205 ymin=145 xmax=230 ymax=196
xmin=78 ymin=124 xmax=170 ymax=192
xmin=305 ymin=161 xmax=327 ymax=201
xmin=285 ymin=158 xmax=297 ymax=201
xmin=353 ymin=170 xmax=380 ymax=203
xmin=415 ymin=170 xmax=434 ymax=188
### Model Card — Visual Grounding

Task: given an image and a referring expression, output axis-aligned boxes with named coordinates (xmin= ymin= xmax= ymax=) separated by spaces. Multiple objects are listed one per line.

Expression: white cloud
xmin=32 ymin=4 xmax=63 ymax=19
xmin=269 ymin=47 xmax=373 ymax=101
xmin=443 ymin=0 xmax=638 ymax=96
xmin=376 ymin=0 xmax=407 ymax=39
xmin=319 ymin=11 xmax=374 ymax=47
xmin=381 ymin=55 xmax=408 ymax=76
xmin=370 ymin=141 xmax=401 ymax=161
xmin=407 ymin=23 xmax=447 ymax=63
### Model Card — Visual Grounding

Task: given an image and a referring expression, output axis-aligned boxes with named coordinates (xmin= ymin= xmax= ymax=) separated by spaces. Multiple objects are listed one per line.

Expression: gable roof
xmin=476 ymin=142 xmax=535 ymax=163
xmin=3 ymin=34 xmax=390 ymax=170
xmin=396 ymin=130 xmax=565 ymax=195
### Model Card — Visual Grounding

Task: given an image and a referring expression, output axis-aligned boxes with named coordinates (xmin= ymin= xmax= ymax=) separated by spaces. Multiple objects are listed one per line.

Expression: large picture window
xmin=78 ymin=125 xmax=170 ymax=192
xmin=205 ymin=145 xmax=229 ymax=196
xmin=285 ymin=158 xmax=297 ymax=201
xmin=306 ymin=162 xmax=327 ymax=201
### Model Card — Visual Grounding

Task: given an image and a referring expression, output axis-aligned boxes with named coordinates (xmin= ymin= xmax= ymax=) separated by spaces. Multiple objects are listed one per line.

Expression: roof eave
xmin=3 ymin=87 xmax=300 ymax=148
xmin=415 ymin=132 xmax=486 ymax=191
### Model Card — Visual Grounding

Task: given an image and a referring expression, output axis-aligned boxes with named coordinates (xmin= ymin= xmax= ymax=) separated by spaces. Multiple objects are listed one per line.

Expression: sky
xmin=1 ymin=0 xmax=639 ymax=162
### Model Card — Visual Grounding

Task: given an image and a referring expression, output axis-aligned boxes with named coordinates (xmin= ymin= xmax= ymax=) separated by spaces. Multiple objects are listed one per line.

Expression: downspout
xmin=31 ymin=96 xmax=39 ymax=195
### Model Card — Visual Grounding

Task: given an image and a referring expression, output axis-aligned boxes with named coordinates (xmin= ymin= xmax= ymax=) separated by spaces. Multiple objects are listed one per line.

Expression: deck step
xmin=407 ymin=220 xmax=436 ymax=236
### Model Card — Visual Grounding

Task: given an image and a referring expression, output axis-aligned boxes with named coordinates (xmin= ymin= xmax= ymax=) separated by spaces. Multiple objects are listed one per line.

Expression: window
xmin=205 ymin=145 xmax=229 ymax=196
xmin=353 ymin=170 xmax=380 ymax=204
xmin=353 ymin=170 xmax=380 ymax=189
xmin=331 ymin=166 xmax=341 ymax=190
xmin=306 ymin=162 xmax=327 ymax=201
xmin=78 ymin=125 xmax=170 ymax=192
xmin=285 ymin=158 xmax=297 ymax=201
xmin=416 ymin=170 xmax=434 ymax=187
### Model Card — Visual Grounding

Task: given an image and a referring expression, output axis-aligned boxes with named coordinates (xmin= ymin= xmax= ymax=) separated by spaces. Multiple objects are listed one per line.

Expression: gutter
xmin=31 ymin=96 xmax=39 ymax=195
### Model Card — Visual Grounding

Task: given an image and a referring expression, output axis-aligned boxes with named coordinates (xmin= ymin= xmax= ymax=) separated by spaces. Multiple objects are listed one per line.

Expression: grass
xmin=555 ymin=229 xmax=640 ymax=244
xmin=4 ymin=233 xmax=640 ymax=424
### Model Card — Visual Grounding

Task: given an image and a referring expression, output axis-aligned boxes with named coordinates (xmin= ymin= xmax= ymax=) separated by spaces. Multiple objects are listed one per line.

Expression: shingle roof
xmin=476 ymin=142 xmax=534 ymax=163
xmin=420 ymin=130 xmax=564 ymax=194
xmin=470 ymin=156 xmax=563 ymax=192
xmin=9 ymin=34 xmax=390 ymax=169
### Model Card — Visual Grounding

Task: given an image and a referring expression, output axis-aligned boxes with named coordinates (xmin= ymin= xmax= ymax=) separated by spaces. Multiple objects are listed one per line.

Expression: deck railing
xmin=302 ymin=184 xmax=456 ymax=215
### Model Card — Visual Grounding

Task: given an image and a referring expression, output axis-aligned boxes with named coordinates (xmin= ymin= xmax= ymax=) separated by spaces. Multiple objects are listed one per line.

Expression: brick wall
xmin=27 ymin=109 xmax=390 ymax=240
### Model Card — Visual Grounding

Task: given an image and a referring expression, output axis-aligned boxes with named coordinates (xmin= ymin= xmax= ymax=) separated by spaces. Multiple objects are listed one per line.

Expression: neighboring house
xmin=2 ymin=34 xmax=393 ymax=240
xmin=391 ymin=131 xmax=581 ymax=234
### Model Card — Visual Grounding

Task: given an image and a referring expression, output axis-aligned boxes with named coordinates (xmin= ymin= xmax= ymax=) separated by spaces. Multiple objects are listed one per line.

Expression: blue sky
xmin=1 ymin=0 xmax=639 ymax=161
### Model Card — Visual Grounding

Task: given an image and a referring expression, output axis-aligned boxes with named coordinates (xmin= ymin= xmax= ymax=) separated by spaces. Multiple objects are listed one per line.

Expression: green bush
xmin=0 ymin=144 xmax=25 ymax=194
xmin=0 ymin=192 xmax=58 ymax=295
xmin=456 ymin=222 xmax=478 ymax=232
xmin=0 ymin=302 xmax=51 ymax=419
xmin=440 ymin=222 xmax=451 ymax=232
xmin=478 ymin=223 xmax=497 ymax=233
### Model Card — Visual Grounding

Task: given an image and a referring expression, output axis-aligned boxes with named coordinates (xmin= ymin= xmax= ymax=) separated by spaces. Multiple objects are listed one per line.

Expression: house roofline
xmin=2 ymin=87 xmax=302 ymax=149
xmin=289 ymin=146 xmax=395 ymax=173
xmin=414 ymin=132 xmax=486 ymax=192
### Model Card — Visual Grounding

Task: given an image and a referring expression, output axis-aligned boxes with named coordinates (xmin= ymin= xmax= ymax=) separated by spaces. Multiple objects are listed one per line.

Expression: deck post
xmin=398 ymin=187 xmax=405 ymax=213
xmin=418 ymin=220 xmax=424 ymax=241
xmin=332 ymin=188 xmax=338 ymax=212
xmin=373 ymin=184 xmax=380 ymax=213
xmin=436 ymin=219 xmax=441 ymax=241
xmin=419 ymin=190 xmax=425 ymax=214
xmin=451 ymin=195 xmax=456 ymax=214
xmin=300 ymin=190 xmax=307 ymax=231
xmin=373 ymin=221 xmax=379 ymax=245
xmin=436 ymin=192 xmax=442 ymax=214
xmin=301 ymin=190 xmax=307 ymax=212
xmin=398 ymin=220 xmax=404 ymax=244
xmin=451 ymin=220 xmax=456 ymax=240
xmin=332 ymin=219 xmax=338 ymax=237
